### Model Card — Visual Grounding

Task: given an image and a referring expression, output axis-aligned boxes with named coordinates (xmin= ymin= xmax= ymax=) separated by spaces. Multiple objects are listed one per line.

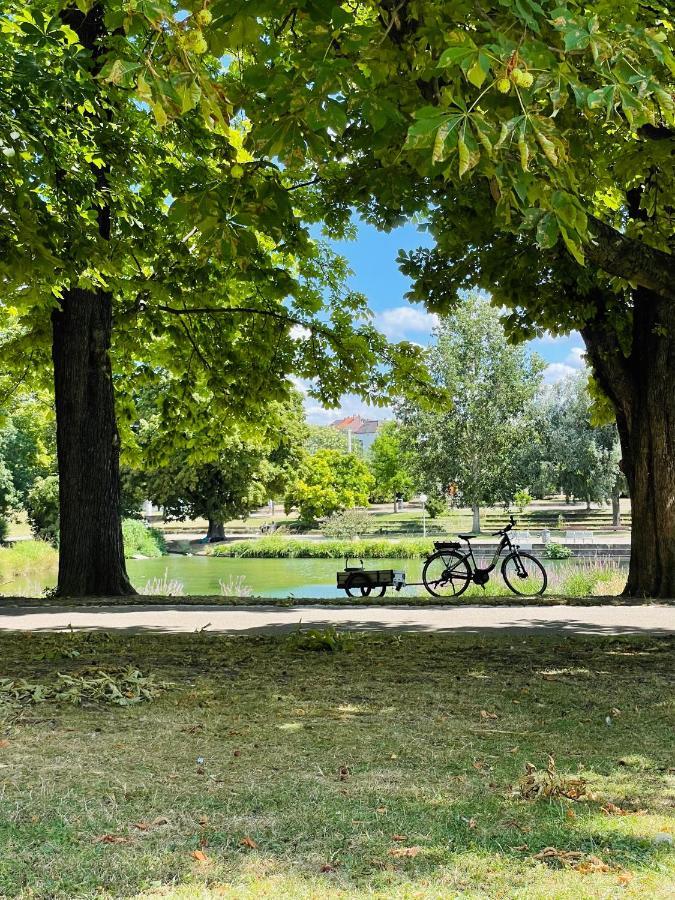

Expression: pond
xmin=3 ymin=553 xmax=626 ymax=598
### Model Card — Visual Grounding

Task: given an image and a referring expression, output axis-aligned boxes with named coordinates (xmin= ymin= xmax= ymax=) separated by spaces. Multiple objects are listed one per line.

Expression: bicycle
xmin=422 ymin=515 xmax=547 ymax=597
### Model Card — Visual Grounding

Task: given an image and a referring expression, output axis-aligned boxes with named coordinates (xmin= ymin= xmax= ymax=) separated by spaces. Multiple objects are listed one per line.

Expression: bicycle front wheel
xmin=501 ymin=551 xmax=547 ymax=596
xmin=422 ymin=551 xmax=471 ymax=598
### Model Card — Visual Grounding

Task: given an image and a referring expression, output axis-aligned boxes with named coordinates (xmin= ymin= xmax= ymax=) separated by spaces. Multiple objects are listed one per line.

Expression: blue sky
xmin=302 ymin=219 xmax=586 ymax=424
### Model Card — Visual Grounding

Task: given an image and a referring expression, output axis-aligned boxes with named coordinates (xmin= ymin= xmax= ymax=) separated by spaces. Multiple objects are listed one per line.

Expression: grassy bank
xmin=122 ymin=518 xmax=166 ymax=558
xmin=0 ymin=631 xmax=672 ymax=899
xmin=0 ymin=540 xmax=57 ymax=582
xmin=210 ymin=537 xmax=435 ymax=559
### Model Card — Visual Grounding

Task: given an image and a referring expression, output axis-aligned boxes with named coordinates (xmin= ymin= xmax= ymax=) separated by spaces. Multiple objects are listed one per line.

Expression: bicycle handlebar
xmin=491 ymin=515 xmax=516 ymax=537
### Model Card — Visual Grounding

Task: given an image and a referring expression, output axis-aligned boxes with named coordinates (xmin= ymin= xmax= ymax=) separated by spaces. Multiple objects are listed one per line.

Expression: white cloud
xmin=374 ymin=305 xmax=439 ymax=341
xmin=543 ymin=363 xmax=579 ymax=384
xmin=567 ymin=346 xmax=586 ymax=368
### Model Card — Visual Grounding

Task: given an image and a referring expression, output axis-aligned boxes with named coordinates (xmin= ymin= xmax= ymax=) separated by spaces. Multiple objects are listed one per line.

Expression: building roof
xmin=354 ymin=420 xmax=379 ymax=434
xmin=330 ymin=415 xmax=380 ymax=435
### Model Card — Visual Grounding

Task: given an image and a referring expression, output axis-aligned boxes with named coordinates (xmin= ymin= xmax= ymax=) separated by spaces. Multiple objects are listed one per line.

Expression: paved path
xmin=0 ymin=604 xmax=672 ymax=635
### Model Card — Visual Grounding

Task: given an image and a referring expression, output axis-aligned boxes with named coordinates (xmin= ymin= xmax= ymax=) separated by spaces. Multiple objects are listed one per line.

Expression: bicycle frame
xmin=438 ymin=530 xmax=523 ymax=583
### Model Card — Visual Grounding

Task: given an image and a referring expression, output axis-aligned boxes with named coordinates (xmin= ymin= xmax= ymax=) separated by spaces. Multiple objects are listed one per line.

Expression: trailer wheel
xmin=345 ymin=573 xmax=386 ymax=598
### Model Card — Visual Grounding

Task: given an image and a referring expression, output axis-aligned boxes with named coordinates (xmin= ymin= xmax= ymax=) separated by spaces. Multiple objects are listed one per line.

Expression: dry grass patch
xmin=0 ymin=631 xmax=672 ymax=899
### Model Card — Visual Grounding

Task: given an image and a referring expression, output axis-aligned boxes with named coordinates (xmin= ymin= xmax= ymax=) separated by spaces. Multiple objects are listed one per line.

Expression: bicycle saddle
xmin=458 ymin=533 xmax=477 ymax=540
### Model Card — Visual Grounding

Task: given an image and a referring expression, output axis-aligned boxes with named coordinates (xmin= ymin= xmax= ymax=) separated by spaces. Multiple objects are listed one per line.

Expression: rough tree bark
xmin=207 ymin=519 xmax=226 ymax=542
xmin=51 ymin=4 xmax=135 ymax=595
xmin=582 ymin=290 xmax=675 ymax=598
xmin=52 ymin=289 xmax=135 ymax=595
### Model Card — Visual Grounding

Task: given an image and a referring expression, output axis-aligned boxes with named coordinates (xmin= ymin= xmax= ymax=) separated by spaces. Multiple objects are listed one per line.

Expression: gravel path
xmin=0 ymin=603 xmax=672 ymax=635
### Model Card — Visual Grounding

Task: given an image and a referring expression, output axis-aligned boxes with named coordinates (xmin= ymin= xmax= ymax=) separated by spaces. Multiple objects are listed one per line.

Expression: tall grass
xmin=0 ymin=540 xmax=58 ymax=582
xmin=210 ymin=537 xmax=436 ymax=559
xmin=122 ymin=519 xmax=166 ymax=558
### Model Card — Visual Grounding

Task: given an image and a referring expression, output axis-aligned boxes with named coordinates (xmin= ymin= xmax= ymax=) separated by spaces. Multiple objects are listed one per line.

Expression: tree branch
xmin=586 ymin=217 xmax=674 ymax=301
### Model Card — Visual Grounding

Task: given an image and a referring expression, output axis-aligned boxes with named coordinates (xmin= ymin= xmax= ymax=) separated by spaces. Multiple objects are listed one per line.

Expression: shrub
xmin=322 ymin=508 xmax=372 ymax=539
xmin=513 ymin=488 xmax=533 ymax=514
xmin=0 ymin=517 xmax=8 ymax=543
xmin=424 ymin=493 xmax=448 ymax=519
xmin=544 ymin=542 xmax=573 ymax=559
xmin=210 ymin=537 xmax=434 ymax=559
xmin=122 ymin=518 xmax=166 ymax=558
xmin=0 ymin=539 xmax=58 ymax=581
xmin=26 ymin=475 xmax=60 ymax=546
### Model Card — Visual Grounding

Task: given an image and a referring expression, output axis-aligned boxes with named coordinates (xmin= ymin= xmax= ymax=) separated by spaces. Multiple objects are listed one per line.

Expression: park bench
xmin=565 ymin=530 xmax=594 ymax=544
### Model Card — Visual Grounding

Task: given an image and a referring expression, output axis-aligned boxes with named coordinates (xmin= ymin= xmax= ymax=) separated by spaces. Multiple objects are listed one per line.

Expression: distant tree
xmin=368 ymin=421 xmax=414 ymax=509
xmin=304 ymin=425 xmax=349 ymax=456
xmin=135 ymin=394 xmax=307 ymax=541
xmin=0 ymin=395 xmax=55 ymax=505
xmin=544 ymin=374 xmax=622 ymax=513
xmin=286 ymin=450 xmax=375 ymax=524
xmin=400 ymin=296 xmax=544 ymax=533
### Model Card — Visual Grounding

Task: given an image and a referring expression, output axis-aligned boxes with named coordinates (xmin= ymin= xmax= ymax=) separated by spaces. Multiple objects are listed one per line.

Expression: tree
xmin=0 ymin=394 xmax=55 ymax=505
xmin=304 ymin=425 xmax=349 ymax=456
xmin=399 ymin=296 xmax=544 ymax=533
xmin=1 ymin=1 xmax=435 ymax=596
xmin=138 ymin=396 xmax=307 ymax=541
xmin=368 ymin=421 xmax=414 ymax=508
xmin=230 ymin=2 xmax=673 ymax=594
xmin=544 ymin=374 xmax=621 ymax=511
xmin=286 ymin=450 xmax=375 ymax=523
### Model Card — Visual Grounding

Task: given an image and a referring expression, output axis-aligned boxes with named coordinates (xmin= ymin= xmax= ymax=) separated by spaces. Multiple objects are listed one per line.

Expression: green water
xmin=3 ymin=553 xmax=626 ymax=599
xmin=4 ymin=556 xmax=415 ymax=599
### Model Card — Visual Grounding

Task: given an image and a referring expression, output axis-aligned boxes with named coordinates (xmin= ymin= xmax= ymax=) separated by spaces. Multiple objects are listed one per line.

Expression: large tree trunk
xmin=207 ymin=518 xmax=226 ymax=542
xmin=472 ymin=503 xmax=481 ymax=533
xmin=52 ymin=288 xmax=135 ymax=595
xmin=583 ymin=290 xmax=675 ymax=598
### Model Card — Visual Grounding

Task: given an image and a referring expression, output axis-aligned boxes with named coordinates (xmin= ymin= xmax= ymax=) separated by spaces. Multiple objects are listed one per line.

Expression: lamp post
xmin=419 ymin=493 xmax=428 ymax=538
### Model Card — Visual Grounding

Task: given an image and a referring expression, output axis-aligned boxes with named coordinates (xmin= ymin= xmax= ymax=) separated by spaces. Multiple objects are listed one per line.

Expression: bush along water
xmin=210 ymin=537 xmax=435 ymax=559
xmin=122 ymin=519 xmax=166 ymax=558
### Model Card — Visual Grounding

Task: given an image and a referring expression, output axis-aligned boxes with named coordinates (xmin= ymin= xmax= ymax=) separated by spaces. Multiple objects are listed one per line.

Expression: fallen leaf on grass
xmin=192 ymin=849 xmax=208 ymax=863
xmin=132 ymin=822 xmax=149 ymax=831
xmin=602 ymin=802 xmax=645 ymax=816
xmin=376 ymin=807 xmax=387 ymax=814
xmin=480 ymin=710 xmax=498 ymax=720
xmin=338 ymin=766 xmax=350 ymax=781
xmin=320 ymin=864 xmax=336 ymax=873
xmin=0 ymin=740 xmax=9 ymax=749
xmin=534 ymin=847 xmax=614 ymax=873
xmin=389 ymin=846 xmax=421 ymax=858
xmin=566 ymin=809 xmax=576 ymax=821
xmin=617 ymin=872 xmax=634 ymax=885
xmin=392 ymin=834 xmax=406 ymax=842
xmin=240 ymin=836 xmax=258 ymax=849
xmin=513 ymin=844 xmax=529 ymax=852
xmin=516 ymin=756 xmax=589 ymax=801
xmin=94 ymin=834 xmax=131 ymax=844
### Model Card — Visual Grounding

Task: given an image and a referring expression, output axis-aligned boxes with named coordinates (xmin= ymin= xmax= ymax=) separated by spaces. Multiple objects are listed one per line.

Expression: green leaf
xmin=467 ymin=58 xmax=487 ymax=88
xmin=458 ymin=128 xmax=480 ymax=178
xmin=438 ymin=45 xmax=475 ymax=68
xmin=536 ymin=212 xmax=559 ymax=249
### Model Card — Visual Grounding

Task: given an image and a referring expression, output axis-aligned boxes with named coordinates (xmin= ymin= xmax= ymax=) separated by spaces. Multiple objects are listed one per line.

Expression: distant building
xmin=330 ymin=415 xmax=381 ymax=453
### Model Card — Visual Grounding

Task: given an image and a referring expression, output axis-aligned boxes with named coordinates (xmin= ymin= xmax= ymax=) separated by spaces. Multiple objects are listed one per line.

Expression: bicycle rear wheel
xmin=501 ymin=551 xmax=547 ymax=596
xmin=422 ymin=551 xmax=471 ymax=598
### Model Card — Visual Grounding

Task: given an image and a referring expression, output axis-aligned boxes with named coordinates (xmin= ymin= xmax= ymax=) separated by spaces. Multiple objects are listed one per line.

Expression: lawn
xmin=0 ymin=632 xmax=672 ymax=899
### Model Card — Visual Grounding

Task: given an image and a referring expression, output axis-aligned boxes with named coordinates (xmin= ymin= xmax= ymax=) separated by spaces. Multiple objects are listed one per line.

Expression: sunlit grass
xmin=0 ymin=632 xmax=672 ymax=898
